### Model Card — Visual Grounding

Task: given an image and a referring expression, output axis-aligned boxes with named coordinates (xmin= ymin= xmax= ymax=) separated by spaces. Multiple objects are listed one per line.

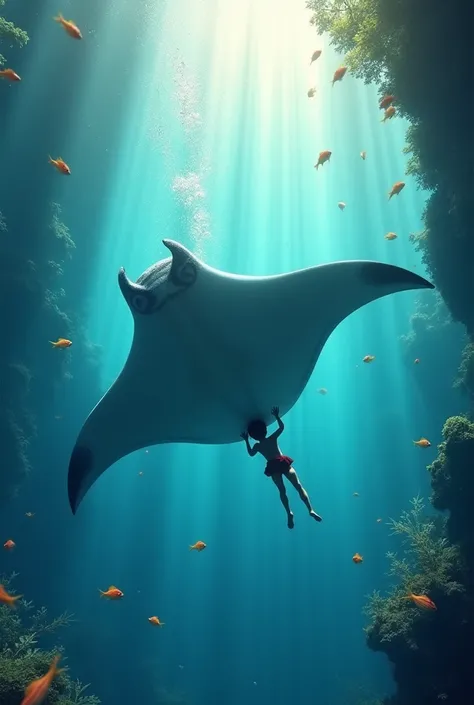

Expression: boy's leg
xmin=271 ymin=474 xmax=294 ymax=529
xmin=285 ymin=468 xmax=322 ymax=522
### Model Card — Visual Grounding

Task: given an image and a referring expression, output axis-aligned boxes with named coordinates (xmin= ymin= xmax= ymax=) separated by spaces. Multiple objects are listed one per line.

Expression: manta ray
xmin=68 ymin=240 xmax=434 ymax=513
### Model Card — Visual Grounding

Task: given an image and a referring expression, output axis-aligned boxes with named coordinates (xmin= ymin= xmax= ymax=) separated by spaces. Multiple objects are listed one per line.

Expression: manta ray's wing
xmin=184 ymin=259 xmax=433 ymax=424
xmin=68 ymin=243 xmax=433 ymax=513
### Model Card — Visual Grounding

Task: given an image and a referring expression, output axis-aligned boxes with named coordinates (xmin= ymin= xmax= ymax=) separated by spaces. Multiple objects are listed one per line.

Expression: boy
xmin=241 ymin=406 xmax=322 ymax=529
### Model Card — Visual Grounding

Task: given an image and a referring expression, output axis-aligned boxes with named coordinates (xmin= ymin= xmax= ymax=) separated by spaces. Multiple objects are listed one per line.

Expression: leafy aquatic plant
xmin=386 ymin=496 xmax=463 ymax=595
xmin=0 ymin=573 xmax=100 ymax=705
xmin=56 ymin=679 xmax=101 ymax=705
xmin=0 ymin=0 xmax=29 ymax=66
xmin=364 ymin=497 xmax=463 ymax=648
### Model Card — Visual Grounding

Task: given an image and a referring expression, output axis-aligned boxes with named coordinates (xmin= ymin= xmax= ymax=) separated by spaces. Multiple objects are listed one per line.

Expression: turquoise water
xmin=1 ymin=1 xmax=454 ymax=703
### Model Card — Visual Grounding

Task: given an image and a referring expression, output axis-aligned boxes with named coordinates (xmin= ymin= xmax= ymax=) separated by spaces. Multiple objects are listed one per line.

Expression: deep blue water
xmin=0 ymin=1 xmax=467 ymax=704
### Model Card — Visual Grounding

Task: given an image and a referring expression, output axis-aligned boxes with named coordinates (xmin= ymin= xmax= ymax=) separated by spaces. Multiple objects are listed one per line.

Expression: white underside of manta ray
xmin=68 ymin=239 xmax=434 ymax=513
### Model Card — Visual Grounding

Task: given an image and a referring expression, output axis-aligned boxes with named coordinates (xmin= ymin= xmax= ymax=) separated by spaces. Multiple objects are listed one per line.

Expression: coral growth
xmin=428 ymin=416 xmax=474 ymax=563
xmin=363 ymin=496 xmax=472 ymax=704
xmin=0 ymin=202 xmax=102 ymax=504
xmin=364 ymin=498 xmax=463 ymax=652
xmin=0 ymin=573 xmax=99 ymax=705
xmin=306 ymin=0 xmax=473 ymax=337
xmin=0 ymin=0 xmax=29 ymax=67
xmin=454 ymin=344 xmax=474 ymax=408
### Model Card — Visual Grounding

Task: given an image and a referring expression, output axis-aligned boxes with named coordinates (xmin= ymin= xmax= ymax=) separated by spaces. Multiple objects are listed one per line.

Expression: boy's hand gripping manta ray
xmin=241 ymin=407 xmax=322 ymax=529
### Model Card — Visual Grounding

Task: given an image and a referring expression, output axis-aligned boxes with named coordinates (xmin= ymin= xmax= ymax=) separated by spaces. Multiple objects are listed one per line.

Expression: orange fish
xmin=360 ymin=151 xmax=366 ymax=160
xmin=25 ymin=512 xmax=35 ymax=518
xmin=388 ymin=181 xmax=405 ymax=200
xmin=148 ymin=616 xmax=165 ymax=627
xmin=4 ymin=539 xmax=15 ymax=550
xmin=362 ymin=355 xmax=375 ymax=363
xmin=318 ymin=387 xmax=328 ymax=395
xmin=99 ymin=585 xmax=124 ymax=599
xmin=307 ymin=87 xmax=316 ymax=98
xmin=0 ymin=584 xmax=22 ymax=608
xmin=21 ymin=654 xmax=62 ymax=705
xmin=190 ymin=541 xmax=206 ymax=552
xmin=332 ymin=66 xmax=347 ymax=85
xmin=385 ymin=232 xmax=398 ymax=241
xmin=54 ymin=14 xmax=82 ymax=39
xmin=48 ymin=156 xmax=71 ymax=175
xmin=381 ymin=105 xmax=396 ymax=122
xmin=413 ymin=438 xmax=431 ymax=448
xmin=338 ymin=201 xmax=346 ymax=211
xmin=404 ymin=593 xmax=437 ymax=610
xmin=414 ymin=358 xmax=420 ymax=364
xmin=314 ymin=150 xmax=332 ymax=170
xmin=0 ymin=68 xmax=21 ymax=82
xmin=352 ymin=553 xmax=363 ymax=564
xmin=379 ymin=94 xmax=395 ymax=110
xmin=310 ymin=50 xmax=322 ymax=64
xmin=49 ymin=338 xmax=72 ymax=348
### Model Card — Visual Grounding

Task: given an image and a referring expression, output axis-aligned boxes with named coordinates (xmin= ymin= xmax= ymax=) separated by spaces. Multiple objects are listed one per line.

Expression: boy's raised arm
xmin=241 ymin=431 xmax=258 ymax=456
xmin=270 ymin=406 xmax=284 ymax=437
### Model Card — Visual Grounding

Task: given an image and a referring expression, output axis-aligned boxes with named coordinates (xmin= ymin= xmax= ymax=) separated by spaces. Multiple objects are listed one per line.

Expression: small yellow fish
xmin=0 ymin=68 xmax=21 ymax=81
xmin=413 ymin=438 xmax=431 ymax=448
xmin=0 ymin=584 xmax=22 ymax=608
xmin=148 ymin=616 xmax=165 ymax=627
xmin=99 ymin=585 xmax=124 ymax=600
xmin=381 ymin=105 xmax=396 ymax=122
xmin=21 ymin=654 xmax=62 ymax=705
xmin=385 ymin=232 xmax=398 ymax=241
xmin=404 ymin=593 xmax=437 ymax=610
xmin=332 ymin=66 xmax=347 ymax=85
xmin=48 ymin=156 xmax=71 ymax=175
xmin=50 ymin=338 xmax=72 ymax=349
xmin=189 ymin=541 xmax=206 ymax=552
xmin=388 ymin=181 xmax=405 ymax=200
xmin=54 ymin=14 xmax=82 ymax=40
xmin=362 ymin=355 xmax=375 ymax=363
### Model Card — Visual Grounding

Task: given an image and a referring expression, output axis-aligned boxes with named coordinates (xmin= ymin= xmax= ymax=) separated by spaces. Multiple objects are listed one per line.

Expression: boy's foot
xmin=310 ymin=510 xmax=322 ymax=522
xmin=287 ymin=512 xmax=295 ymax=529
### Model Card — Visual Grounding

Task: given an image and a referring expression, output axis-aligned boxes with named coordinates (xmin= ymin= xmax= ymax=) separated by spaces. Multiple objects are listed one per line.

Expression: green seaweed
xmin=453 ymin=343 xmax=474 ymax=403
xmin=0 ymin=0 xmax=29 ymax=67
xmin=428 ymin=416 xmax=474 ymax=511
xmin=0 ymin=573 xmax=100 ymax=705
xmin=364 ymin=498 xmax=463 ymax=649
